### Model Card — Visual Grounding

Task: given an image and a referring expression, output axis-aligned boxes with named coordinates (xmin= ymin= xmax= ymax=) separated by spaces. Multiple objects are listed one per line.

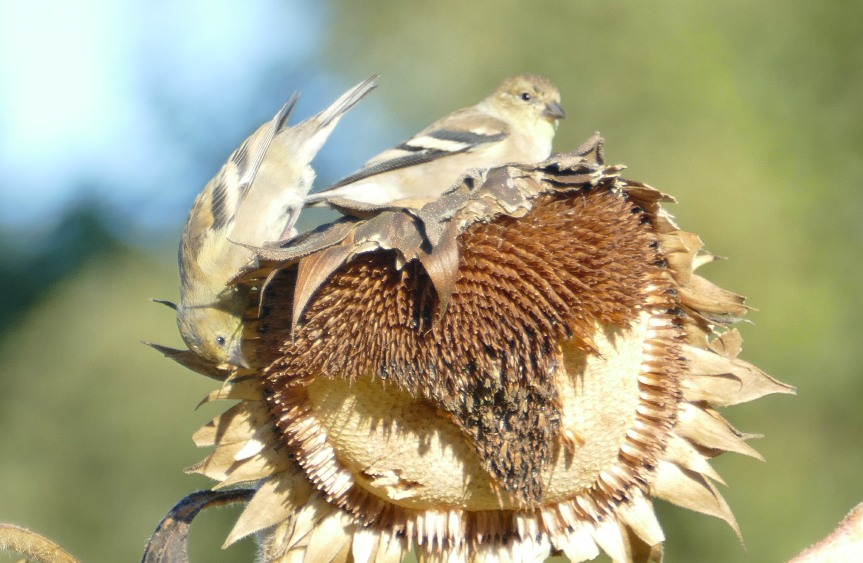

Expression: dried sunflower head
xmin=175 ymin=135 xmax=793 ymax=562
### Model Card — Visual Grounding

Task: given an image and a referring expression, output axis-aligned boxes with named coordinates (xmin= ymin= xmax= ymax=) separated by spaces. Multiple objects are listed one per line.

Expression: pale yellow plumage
xmin=177 ymin=76 xmax=377 ymax=368
xmin=305 ymin=73 xmax=565 ymax=208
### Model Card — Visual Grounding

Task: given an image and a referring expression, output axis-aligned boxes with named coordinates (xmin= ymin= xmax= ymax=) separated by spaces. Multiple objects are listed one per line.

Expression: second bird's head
xmin=176 ymin=298 xmax=249 ymax=370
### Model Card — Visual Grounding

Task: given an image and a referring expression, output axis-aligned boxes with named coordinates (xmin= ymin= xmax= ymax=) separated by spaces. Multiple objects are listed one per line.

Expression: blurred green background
xmin=1 ymin=1 xmax=861 ymax=561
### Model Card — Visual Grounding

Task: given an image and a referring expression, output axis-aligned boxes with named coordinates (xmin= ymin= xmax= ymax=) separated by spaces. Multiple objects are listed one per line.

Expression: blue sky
xmin=0 ymin=1 xmax=387 ymax=238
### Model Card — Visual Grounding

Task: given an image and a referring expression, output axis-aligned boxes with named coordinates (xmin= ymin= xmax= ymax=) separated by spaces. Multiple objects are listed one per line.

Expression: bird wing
xmin=235 ymin=95 xmax=299 ymax=199
xmin=317 ymin=108 xmax=508 ymax=192
xmin=206 ymin=96 xmax=299 ymax=233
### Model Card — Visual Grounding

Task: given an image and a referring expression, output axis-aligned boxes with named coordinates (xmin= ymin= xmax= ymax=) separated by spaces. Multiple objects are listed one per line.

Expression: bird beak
xmin=543 ymin=101 xmax=566 ymax=121
xmin=151 ymin=298 xmax=178 ymax=311
xmin=229 ymin=346 xmax=251 ymax=369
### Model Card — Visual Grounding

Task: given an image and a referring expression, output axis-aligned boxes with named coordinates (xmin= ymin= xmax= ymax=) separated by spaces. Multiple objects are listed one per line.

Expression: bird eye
xmin=216 ymin=336 xmax=226 ymax=346
xmin=521 ymin=92 xmax=532 ymax=101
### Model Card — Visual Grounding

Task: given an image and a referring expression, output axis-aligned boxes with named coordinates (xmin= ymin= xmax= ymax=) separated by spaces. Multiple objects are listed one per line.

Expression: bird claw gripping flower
xmin=154 ymin=134 xmax=793 ymax=562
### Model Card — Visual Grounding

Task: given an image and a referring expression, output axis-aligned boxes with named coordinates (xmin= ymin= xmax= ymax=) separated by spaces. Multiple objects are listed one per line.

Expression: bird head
xmin=176 ymin=297 xmax=249 ymax=370
xmin=492 ymin=73 xmax=566 ymax=128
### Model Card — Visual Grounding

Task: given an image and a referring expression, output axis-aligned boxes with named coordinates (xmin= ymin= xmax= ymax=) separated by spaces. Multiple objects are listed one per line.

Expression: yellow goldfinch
xmin=305 ymin=73 xmax=564 ymax=208
xmin=176 ymin=76 xmax=377 ymax=368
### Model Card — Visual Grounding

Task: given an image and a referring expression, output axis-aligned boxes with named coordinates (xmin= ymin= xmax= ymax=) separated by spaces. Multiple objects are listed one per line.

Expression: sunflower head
xmin=180 ymin=135 xmax=793 ymax=562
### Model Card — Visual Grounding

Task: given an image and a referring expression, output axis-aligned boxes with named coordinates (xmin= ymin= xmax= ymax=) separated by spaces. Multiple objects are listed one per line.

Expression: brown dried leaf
xmin=197 ymin=377 xmax=262 ymax=407
xmin=246 ymin=218 xmax=359 ymax=267
xmin=679 ymin=274 xmax=749 ymax=321
xmin=212 ymin=447 xmax=291 ymax=489
xmin=185 ymin=441 xmax=247 ymax=481
xmin=680 ymin=344 xmax=796 ymax=406
xmin=293 ymin=245 xmax=353 ymax=329
xmin=709 ymin=328 xmax=743 ymax=359
xmin=573 ymin=131 xmax=606 ymax=165
xmin=652 ymin=460 xmax=741 ymax=540
xmin=352 ymin=211 xmax=425 ymax=263
xmin=143 ymin=341 xmax=232 ymax=381
xmin=193 ymin=401 xmax=266 ymax=448
xmin=676 ymin=403 xmax=764 ymax=460
xmin=225 ymin=472 xmax=311 ymax=547
xmin=416 ymin=220 xmax=460 ymax=316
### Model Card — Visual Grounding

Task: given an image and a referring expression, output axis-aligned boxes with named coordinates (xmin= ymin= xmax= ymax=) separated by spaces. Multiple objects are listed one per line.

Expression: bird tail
xmin=275 ymin=76 xmax=378 ymax=240
xmin=316 ymin=74 xmax=379 ymax=130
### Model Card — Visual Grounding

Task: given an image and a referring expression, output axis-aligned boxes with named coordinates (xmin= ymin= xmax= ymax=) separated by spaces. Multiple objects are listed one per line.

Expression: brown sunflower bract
xmin=167 ymin=134 xmax=793 ymax=562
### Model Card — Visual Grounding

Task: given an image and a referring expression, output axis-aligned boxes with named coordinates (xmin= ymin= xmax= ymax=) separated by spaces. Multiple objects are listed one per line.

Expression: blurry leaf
xmin=790 ymin=502 xmax=863 ymax=562
xmin=0 ymin=197 xmax=122 ymax=336
xmin=0 ymin=523 xmax=79 ymax=563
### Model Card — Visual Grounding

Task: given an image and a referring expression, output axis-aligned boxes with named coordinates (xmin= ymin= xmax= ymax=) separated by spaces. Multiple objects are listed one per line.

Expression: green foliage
xmin=0 ymin=199 xmax=122 ymax=337
xmin=0 ymin=253 xmax=254 ymax=562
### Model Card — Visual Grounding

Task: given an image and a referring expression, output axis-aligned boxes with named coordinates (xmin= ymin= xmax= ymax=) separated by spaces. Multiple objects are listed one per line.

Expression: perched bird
xmin=176 ymin=76 xmax=377 ymax=368
xmin=305 ymin=73 xmax=564 ymax=208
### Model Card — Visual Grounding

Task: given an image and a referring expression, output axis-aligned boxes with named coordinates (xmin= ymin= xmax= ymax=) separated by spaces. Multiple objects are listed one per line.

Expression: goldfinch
xmin=176 ymin=76 xmax=377 ymax=368
xmin=305 ymin=73 xmax=564 ymax=208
